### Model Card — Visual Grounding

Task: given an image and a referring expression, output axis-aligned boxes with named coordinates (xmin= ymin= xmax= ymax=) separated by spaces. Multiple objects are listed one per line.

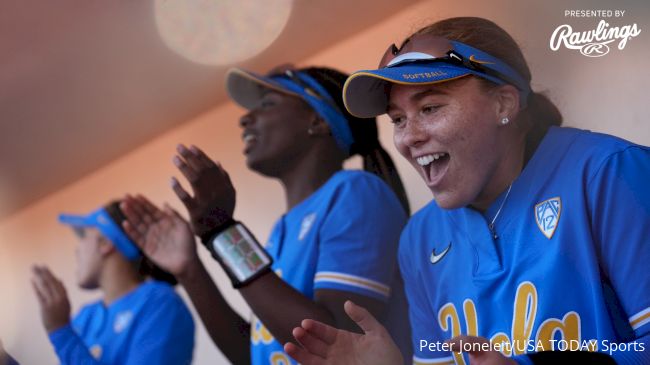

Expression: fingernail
xmin=190 ymin=145 xmax=199 ymax=154
xmin=170 ymin=177 xmax=178 ymax=186
xmin=173 ymin=156 xmax=182 ymax=167
xmin=177 ymin=144 xmax=187 ymax=153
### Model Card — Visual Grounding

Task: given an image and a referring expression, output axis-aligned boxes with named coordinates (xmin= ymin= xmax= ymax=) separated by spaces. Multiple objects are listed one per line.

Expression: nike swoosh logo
xmin=469 ymin=55 xmax=495 ymax=65
xmin=430 ymin=242 xmax=452 ymax=264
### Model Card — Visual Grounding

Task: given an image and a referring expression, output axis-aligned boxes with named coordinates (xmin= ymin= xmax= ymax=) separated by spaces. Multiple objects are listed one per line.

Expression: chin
xmin=77 ymin=276 xmax=99 ymax=290
xmin=430 ymin=189 xmax=468 ymax=210
xmin=246 ymin=157 xmax=283 ymax=178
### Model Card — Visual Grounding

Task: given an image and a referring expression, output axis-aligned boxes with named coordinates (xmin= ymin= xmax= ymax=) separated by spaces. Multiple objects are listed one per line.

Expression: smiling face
xmin=239 ymin=90 xmax=317 ymax=177
xmin=389 ymin=77 xmax=514 ymax=209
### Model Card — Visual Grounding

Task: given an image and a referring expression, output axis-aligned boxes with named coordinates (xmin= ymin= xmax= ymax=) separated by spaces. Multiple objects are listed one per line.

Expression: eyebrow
xmin=386 ymin=87 xmax=448 ymax=113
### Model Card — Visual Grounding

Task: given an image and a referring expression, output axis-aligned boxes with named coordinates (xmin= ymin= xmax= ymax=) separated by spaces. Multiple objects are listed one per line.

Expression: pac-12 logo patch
xmin=535 ymin=197 xmax=561 ymax=239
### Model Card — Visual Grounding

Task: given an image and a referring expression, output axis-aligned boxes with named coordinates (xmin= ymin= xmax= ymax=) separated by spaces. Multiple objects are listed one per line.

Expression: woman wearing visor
xmin=30 ymin=201 xmax=195 ymax=364
xmin=120 ymin=65 xmax=412 ymax=364
xmin=285 ymin=17 xmax=650 ymax=365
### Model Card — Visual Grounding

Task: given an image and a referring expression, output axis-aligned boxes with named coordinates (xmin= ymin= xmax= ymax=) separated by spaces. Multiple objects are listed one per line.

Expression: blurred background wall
xmin=1 ymin=0 xmax=648 ymax=363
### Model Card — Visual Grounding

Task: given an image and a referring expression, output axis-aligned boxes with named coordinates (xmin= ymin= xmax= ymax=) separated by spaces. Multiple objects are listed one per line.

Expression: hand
xmin=172 ymin=144 xmax=236 ymax=237
xmin=121 ymin=195 xmax=199 ymax=279
xmin=447 ymin=336 xmax=517 ymax=365
xmin=284 ymin=300 xmax=403 ymax=365
xmin=31 ymin=265 xmax=71 ymax=333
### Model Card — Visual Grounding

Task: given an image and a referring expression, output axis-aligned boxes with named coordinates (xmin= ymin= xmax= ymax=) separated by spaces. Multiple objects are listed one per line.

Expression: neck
xmin=279 ymin=149 xmax=343 ymax=210
xmin=99 ymin=254 xmax=143 ymax=306
xmin=471 ymin=135 xmax=526 ymax=212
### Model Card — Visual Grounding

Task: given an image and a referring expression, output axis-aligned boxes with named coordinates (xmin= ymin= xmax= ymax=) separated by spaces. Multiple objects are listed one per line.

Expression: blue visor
xmin=226 ymin=68 xmax=354 ymax=153
xmin=58 ymin=207 xmax=141 ymax=260
xmin=343 ymin=40 xmax=531 ymax=118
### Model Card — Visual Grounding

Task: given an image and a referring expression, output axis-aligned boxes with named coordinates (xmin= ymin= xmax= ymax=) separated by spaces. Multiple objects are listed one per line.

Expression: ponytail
xmin=301 ymin=67 xmax=411 ymax=215
xmin=521 ymin=92 xmax=563 ymax=161
xmin=361 ymin=145 xmax=411 ymax=215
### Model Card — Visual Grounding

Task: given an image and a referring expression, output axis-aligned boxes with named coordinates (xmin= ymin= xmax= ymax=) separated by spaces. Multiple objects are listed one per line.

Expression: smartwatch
xmin=201 ymin=221 xmax=273 ymax=288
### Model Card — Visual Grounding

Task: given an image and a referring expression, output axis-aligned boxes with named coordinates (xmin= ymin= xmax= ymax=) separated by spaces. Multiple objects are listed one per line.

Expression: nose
xmin=400 ymin=117 xmax=428 ymax=148
xmin=239 ymin=112 xmax=254 ymax=128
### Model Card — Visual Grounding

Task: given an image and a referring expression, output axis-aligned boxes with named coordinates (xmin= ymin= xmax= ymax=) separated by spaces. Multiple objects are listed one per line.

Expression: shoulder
xmin=329 ymin=170 xmax=391 ymax=190
xmin=404 ymin=199 xmax=445 ymax=231
xmin=548 ymin=127 xmax=647 ymax=173
xmin=328 ymin=170 xmax=401 ymax=203
xmin=132 ymin=281 xmax=187 ymax=313
xmin=134 ymin=281 xmax=194 ymax=325
xmin=327 ymin=170 xmax=407 ymax=219
xmin=73 ymin=299 xmax=103 ymax=324
xmin=399 ymin=200 xmax=444 ymax=252
xmin=139 ymin=281 xmax=182 ymax=301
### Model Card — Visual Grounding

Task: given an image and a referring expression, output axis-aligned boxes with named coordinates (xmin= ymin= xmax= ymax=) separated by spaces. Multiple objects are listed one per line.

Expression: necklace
xmin=488 ymin=183 xmax=513 ymax=240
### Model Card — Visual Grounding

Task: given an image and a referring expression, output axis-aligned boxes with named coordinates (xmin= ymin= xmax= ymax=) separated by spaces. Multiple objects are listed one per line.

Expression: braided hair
xmin=299 ymin=67 xmax=411 ymax=215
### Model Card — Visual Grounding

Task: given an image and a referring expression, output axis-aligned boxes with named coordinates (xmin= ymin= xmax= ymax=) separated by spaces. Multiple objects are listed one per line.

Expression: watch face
xmin=211 ymin=224 xmax=271 ymax=282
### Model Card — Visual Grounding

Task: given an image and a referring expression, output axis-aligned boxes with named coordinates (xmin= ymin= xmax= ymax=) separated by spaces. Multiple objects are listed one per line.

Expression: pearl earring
xmin=307 ymin=128 xmax=315 ymax=135
xmin=500 ymin=117 xmax=510 ymax=125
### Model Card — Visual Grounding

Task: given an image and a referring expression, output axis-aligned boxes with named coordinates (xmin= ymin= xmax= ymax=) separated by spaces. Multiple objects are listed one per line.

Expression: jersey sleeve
xmin=48 ymin=324 xmax=105 ymax=365
xmin=313 ymin=173 xmax=407 ymax=302
xmin=398 ymin=225 xmax=455 ymax=365
xmin=587 ymin=146 xmax=650 ymax=339
xmin=125 ymin=288 xmax=195 ymax=365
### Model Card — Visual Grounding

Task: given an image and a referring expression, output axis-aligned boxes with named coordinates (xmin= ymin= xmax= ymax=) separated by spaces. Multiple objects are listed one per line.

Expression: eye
xmin=421 ymin=105 xmax=442 ymax=115
xmin=73 ymin=227 xmax=86 ymax=238
xmin=260 ymin=98 xmax=276 ymax=108
xmin=388 ymin=114 xmax=406 ymax=127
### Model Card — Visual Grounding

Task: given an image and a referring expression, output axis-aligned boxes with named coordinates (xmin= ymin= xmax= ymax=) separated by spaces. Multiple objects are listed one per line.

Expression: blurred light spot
xmin=155 ymin=0 xmax=293 ymax=65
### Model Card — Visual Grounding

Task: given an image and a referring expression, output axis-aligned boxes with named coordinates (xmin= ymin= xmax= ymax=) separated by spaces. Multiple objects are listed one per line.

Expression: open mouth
xmin=242 ymin=131 xmax=259 ymax=153
xmin=415 ymin=152 xmax=450 ymax=186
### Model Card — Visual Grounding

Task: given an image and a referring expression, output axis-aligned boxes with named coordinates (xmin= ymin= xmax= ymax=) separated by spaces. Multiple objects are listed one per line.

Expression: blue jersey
xmin=250 ymin=170 xmax=411 ymax=365
xmin=48 ymin=280 xmax=194 ymax=365
xmin=399 ymin=127 xmax=650 ymax=365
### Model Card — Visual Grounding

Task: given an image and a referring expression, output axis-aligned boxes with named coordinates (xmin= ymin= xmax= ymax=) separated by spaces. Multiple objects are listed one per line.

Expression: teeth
xmin=243 ymin=134 xmax=256 ymax=143
xmin=416 ymin=153 xmax=447 ymax=166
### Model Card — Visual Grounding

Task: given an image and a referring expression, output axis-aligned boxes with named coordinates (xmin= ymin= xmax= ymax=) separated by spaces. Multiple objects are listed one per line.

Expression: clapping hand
xmin=121 ymin=195 xmax=198 ymax=279
xmin=172 ymin=144 xmax=235 ymax=237
xmin=31 ymin=265 xmax=71 ymax=333
xmin=284 ymin=301 xmax=404 ymax=365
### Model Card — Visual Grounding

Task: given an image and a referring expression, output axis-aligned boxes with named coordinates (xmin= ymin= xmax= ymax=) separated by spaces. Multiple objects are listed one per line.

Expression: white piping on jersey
xmin=314 ymin=271 xmax=390 ymax=298
xmin=630 ymin=307 xmax=650 ymax=331
xmin=413 ymin=355 xmax=455 ymax=364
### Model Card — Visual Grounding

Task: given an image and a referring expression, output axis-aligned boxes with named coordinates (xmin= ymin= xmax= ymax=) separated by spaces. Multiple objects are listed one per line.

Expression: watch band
xmin=203 ymin=222 xmax=273 ymax=288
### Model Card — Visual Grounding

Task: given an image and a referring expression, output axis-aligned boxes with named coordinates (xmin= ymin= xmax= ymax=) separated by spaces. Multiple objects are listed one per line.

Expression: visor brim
xmin=226 ymin=68 xmax=300 ymax=110
xmin=343 ymin=64 xmax=478 ymax=118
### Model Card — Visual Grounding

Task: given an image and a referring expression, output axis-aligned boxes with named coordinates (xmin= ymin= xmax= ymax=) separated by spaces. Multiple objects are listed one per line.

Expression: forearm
xmin=240 ymin=271 xmax=336 ymax=345
xmin=179 ymin=260 xmax=250 ymax=365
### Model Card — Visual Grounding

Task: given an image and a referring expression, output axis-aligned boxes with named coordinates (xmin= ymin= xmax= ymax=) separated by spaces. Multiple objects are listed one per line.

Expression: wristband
xmin=202 ymin=221 xmax=273 ymax=288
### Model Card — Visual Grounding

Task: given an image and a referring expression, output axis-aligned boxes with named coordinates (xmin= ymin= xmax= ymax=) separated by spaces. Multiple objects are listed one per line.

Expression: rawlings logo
xmin=550 ymin=20 xmax=641 ymax=57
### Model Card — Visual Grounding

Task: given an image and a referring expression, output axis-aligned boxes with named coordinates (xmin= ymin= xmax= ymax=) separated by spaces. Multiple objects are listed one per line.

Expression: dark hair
xmin=411 ymin=17 xmax=563 ymax=160
xmin=104 ymin=201 xmax=178 ymax=286
xmin=300 ymin=67 xmax=411 ymax=214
